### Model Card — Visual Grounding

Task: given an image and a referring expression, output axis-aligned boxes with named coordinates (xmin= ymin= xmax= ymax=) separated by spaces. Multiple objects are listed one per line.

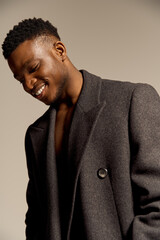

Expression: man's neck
xmin=55 ymin=68 xmax=83 ymax=112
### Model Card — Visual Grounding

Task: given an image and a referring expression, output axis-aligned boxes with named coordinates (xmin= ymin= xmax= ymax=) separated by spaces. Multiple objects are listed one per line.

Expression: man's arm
xmin=130 ymin=84 xmax=160 ymax=239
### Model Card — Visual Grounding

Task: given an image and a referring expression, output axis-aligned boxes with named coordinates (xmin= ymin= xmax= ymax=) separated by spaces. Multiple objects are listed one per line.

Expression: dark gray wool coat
xmin=25 ymin=70 xmax=160 ymax=240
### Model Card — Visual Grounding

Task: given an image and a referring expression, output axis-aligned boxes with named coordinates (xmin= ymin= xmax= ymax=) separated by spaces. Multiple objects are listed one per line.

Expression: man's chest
xmin=54 ymin=107 xmax=75 ymax=158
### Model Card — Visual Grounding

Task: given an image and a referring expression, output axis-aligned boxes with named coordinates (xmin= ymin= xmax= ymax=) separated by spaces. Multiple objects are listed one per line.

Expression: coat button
xmin=97 ymin=168 xmax=108 ymax=179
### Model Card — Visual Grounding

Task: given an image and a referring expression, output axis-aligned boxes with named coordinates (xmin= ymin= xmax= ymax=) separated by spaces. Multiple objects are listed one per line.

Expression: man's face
xmin=8 ymin=37 xmax=68 ymax=105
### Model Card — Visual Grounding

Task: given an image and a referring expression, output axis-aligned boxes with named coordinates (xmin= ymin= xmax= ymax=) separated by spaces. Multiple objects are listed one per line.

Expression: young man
xmin=2 ymin=18 xmax=160 ymax=240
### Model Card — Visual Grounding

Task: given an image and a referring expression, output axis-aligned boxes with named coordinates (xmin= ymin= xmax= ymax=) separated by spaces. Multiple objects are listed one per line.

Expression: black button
xmin=97 ymin=168 xmax=108 ymax=179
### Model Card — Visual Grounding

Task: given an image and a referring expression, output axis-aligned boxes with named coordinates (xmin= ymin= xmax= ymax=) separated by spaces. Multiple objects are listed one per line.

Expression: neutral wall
xmin=0 ymin=0 xmax=160 ymax=239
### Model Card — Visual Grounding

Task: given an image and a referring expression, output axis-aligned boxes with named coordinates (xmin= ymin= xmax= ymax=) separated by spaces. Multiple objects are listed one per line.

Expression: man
xmin=2 ymin=18 xmax=160 ymax=240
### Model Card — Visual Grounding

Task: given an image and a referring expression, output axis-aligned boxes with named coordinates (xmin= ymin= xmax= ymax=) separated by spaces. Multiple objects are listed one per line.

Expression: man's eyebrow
xmin=13 ymin=59 xmax=34 ymax=79
xmin=23 ymin=59 xmax=34 ymax=69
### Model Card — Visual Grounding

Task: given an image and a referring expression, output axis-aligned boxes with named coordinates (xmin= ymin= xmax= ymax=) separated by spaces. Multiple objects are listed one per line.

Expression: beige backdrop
xmin=0 ymin=0 xmax=160 ymax=239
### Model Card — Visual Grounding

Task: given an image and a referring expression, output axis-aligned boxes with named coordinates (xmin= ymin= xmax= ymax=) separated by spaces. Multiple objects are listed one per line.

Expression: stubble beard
xmin=51 ymin=77 xmax=67 ymax=107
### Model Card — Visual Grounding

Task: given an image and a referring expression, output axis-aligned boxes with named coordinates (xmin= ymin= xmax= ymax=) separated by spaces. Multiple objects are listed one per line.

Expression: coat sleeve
xmin=129 ymin=84 xmax=160 ymax=239
xmin=25 ymin=128 xmax=43 ymax=240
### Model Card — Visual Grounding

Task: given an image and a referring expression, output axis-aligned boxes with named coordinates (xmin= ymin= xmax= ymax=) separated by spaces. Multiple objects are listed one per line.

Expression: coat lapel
xmin=68 ymin=70 xmax=105 ymax=165
xmin=29 ymin=107 xmax=62 ymax=239
xmin=44 ymin=107 xmax=62 ymax=239
xmin=66 ymin=70 xmax=107 ymax=237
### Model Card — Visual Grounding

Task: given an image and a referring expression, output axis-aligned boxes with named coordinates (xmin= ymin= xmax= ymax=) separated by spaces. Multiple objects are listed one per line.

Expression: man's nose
xmin=24 ymin=75 xmax=37 ymax=92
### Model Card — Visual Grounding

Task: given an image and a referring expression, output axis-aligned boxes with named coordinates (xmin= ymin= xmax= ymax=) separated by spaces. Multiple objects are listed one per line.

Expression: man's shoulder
xmin=82 ymin=69 xmax=139 ymax=97
xmin=82 ymin=69 xmax=137 ymax=89
xmin=81 ymin=70 xmax=158 ymax=106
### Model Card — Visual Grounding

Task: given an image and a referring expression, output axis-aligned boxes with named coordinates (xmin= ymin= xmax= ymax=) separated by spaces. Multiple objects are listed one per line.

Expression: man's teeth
xmin=35 ymin=85 xmax=45 ymax=96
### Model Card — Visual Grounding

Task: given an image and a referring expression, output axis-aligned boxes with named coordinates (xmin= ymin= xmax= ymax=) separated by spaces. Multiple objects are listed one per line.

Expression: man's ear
xmin=53 ymin=41 xmax=67 ymax=61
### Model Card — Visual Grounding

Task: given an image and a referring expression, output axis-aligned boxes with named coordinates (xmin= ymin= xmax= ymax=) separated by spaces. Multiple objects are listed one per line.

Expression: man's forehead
xmin=14 ymin=37 xmax=50 ymax=58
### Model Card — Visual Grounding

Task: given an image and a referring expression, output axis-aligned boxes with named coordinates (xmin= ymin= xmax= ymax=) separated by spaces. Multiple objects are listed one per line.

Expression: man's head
xmin=2 ymin=18 xmax=71 ymax=105
xmin=2 ymin=18 xmax=61 ymax=59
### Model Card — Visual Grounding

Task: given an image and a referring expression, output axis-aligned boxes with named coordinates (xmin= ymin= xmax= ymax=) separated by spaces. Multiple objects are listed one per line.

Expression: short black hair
xmin=2 ymin=18 xmax=61 ymax=59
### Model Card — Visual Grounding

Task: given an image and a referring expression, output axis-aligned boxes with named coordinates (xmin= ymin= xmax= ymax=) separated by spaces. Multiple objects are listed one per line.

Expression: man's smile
xmin=32 ymin=83 xmax=46 ymax=99
xmin=35 ymin=84 xmax=46 ymax=96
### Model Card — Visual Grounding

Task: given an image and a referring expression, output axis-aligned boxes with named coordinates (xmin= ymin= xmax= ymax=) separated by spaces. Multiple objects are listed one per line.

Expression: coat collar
xmin=77 ymin=70 xmax=103 ymax=112
xmin=67 ymin=70 xmax=105 ymax=166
